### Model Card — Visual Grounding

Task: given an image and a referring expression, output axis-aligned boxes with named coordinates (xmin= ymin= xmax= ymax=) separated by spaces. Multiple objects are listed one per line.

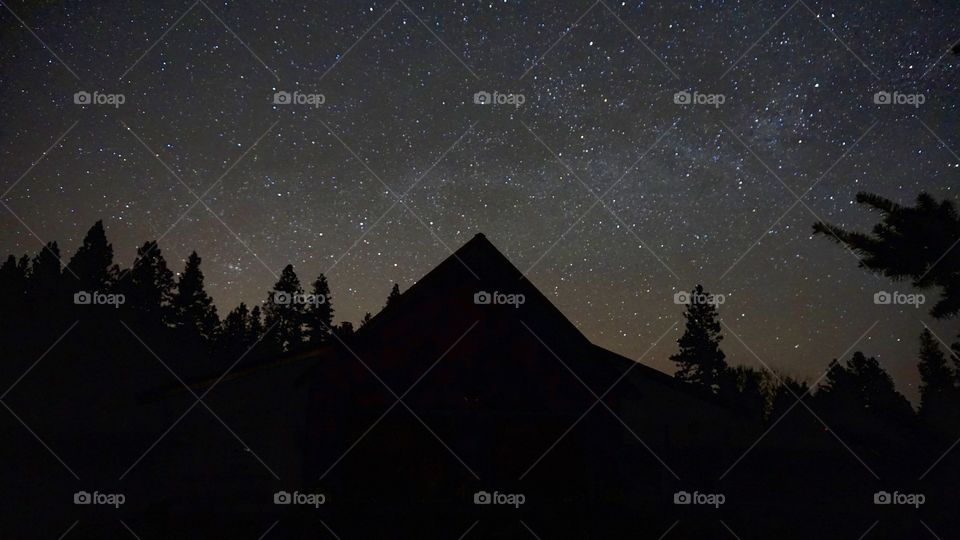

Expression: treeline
xmin=671 ymin=191 xmax=960 ymax=442
xmin=0 ymin=221 xmax=390 ymax=375
xmin=670 ymin=284 xmax=957 ymax=437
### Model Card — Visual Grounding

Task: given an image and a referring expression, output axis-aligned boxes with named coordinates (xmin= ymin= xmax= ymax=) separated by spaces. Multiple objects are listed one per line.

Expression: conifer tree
xmin=264 ymin=264 xmax=305 ymax=351
xmin=66 ymin=220 xmax=116 ymax=293
xmin=171 ymin=252 xmax=219 ymax=344
xmin=119 ymin=241 xmax=174 ymax=324
xmin=386 ymin=283 xmax=401 ymax=307
xmin=304 ymin=274 xmax=334 ymax=345
xmin=818 ymin=351 xmax=914 ymax=424
xmin=670 ymin=284 xmax=728 ymax=394
xmin=27 ymin=242 xmax=64 ymax=302
xmin=813 ymin=192 xmax=960 ymax=318
xmin=0 ymin=254 xmax=27 ymax=311
xmin=219 ymin=302 xmax=254 ymax=356
xmin=917 ymin=329 xmax=957 ymax=431
xmin=249 ymin=305 xmax=264 ymax=341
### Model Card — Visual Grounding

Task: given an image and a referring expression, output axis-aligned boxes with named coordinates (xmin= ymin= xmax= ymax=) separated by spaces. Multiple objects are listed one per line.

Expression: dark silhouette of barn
xmin=292 ymin=233 xmax=744 ymax=537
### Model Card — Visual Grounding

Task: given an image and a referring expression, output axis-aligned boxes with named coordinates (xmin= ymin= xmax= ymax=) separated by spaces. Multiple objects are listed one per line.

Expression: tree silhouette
xmin=249 ymin=304 xmax=264 ymax=342
xmin=360 ymin=312 xmax=373 ymax=327
xmin=917 ymin=329 xmax=958 ymax=434
xmin=118 ymin=241 xmax=174 ymax=325
xmin=670 ymin=284 xmax=728 ymax=394
xmin=304 ymin=274 xmax=334 ymax=345
xmin=0 ymin=254 xmax=30 ymax=347
xmin=769 ymin=375 xmax=810 ymax=420
xmin=171 ymin=252 xmax=219 ymax=345
xmin=0 ymin=254 xmax=28 ymax=313
xmin=817 ymin=351 xmax=914 ymax=425
xmin=721 ymin=365 xmax=771 ymax=422
xmin=334 ymin=321 xmax=355 ymax=340
xmin=386 ymin=283 xmax=401 ymax=307
xmin=65 ymin=220 xmax=116 ymax=293
xmin=27 ymin=241 xmax=65 ymax=307
xmin=264 ymin=264 xmax=305 ymax=352
xmin=813 ymin=192 xmax=960 ymax=318
xmin=219 ymin=302 xmax=264 ymax=358
xmin=221 ymin=302 xmax=249 ymax=340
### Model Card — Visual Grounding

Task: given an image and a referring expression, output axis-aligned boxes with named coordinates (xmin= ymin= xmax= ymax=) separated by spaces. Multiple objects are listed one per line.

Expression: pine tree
xmin=118 ymin=241 xmax=174 ymax=324
xmin=20 ymin=242 xmax=68 ymax=329
xmin=769 ymin=375 xmax=810 ymax=420
xmin=249 ymin=305 xmax=264 ymax=342
xmin=16 ymin=254 xmax=29 ymax=278
xmin=670 ymin=284 xmax=728 ymax=394
xmin=386 ymin=283 xmax=401 ymax=307
xmin=171 ymin=252 xmax=219 ymax=344
xmin=360 ymin=312 xmax=373 ymax=327
xmin=27 ymin=242 xmax=64 ymax=301
xmin=813 ymin=192 xmax=960 ymax=318
xmin=0 ymin=254 xmax=27 ymax=309
xmin=721 ymin=365 xmax=771 ymax=422
xmin=264 ymin=264 xmax=305 ymax=351
xmin=66 ymin=220 xmax=116 ymax=293
xmin=818 ymin=351 xmax=914 ymax=425
xmin=917 ymin=329 xmax=957 ymax=431
xmin=304 ymin=273 xmax=334 ymax=345
xmin=219 ymin=302 xmax=253 ymax=355
xmin=0 ymin=254 xmax=29 ymax=340
xmin=0 ymin=255 xmax=21 ymax=282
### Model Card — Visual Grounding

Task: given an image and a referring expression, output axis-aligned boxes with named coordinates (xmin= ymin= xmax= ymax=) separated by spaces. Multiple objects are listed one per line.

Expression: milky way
xmin=2 ymin=0 xmax=958 ymax=400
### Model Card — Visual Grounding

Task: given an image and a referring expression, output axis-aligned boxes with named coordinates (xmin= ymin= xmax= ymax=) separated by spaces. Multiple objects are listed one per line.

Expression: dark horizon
xmin=3 ymin=216 xmax=951 ymax=405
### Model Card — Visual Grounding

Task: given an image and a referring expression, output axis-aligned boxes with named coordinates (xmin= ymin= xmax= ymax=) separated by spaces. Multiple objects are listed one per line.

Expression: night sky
xmin=2 ymin=0 xmax=958 ymax=401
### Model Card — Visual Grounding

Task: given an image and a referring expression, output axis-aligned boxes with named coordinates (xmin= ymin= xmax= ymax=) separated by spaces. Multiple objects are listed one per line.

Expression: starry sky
xmin=1 ymin=0 xmax=958 ymax=401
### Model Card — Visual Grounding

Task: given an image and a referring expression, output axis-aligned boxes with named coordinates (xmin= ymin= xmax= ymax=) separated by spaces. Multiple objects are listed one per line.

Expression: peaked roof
xmin=357 ymin=233 xmax=589 ymax=346
xmin=300 ymin=233 xmax=731 ymax=413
